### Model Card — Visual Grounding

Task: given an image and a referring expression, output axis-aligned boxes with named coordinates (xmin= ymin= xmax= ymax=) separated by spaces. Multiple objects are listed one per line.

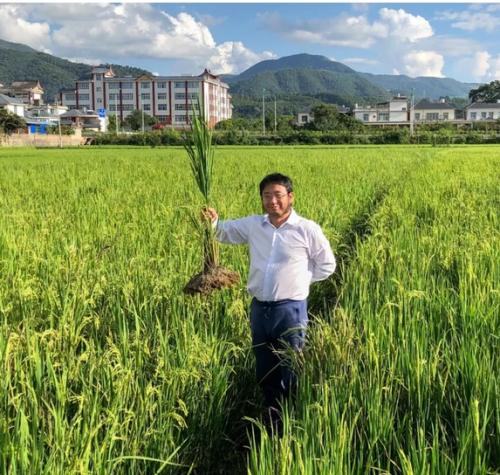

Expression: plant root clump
xmin=184 ymin=266 xmax=240 ymax=295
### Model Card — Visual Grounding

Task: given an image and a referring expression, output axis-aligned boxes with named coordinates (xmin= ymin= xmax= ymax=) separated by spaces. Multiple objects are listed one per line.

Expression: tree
xmin=308 ymin=103 xmax=362 ymax=132
xmin=0 ymin=109 xmax=26 ymax=134
xmin=469 ymin=80 xmax=500 ymax=103
xmin=123 ymin=109 xmax=157 ymax=131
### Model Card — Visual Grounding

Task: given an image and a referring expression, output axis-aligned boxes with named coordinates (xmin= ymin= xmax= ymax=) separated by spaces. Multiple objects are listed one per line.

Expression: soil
xmin=184 ymin=265 xmax=240 ymax=295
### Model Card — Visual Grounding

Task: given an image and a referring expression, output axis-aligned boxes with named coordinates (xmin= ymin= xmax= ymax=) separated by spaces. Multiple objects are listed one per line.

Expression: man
xmin=204 ymin=173 xmax=336 ymax=433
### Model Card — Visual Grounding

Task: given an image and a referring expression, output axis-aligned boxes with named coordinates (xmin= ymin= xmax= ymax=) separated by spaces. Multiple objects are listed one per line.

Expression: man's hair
xmin=259 ymin=173 xmax=293 ymax=195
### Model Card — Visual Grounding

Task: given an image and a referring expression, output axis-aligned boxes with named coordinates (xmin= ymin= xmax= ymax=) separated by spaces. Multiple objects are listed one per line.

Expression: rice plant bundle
xmin=183 ymin=102 xmax=239 ymax=295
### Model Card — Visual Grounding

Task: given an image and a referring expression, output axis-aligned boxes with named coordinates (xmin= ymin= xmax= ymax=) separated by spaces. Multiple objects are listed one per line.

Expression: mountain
xmin=0 ymin=38 xmax=150 ymax=102
xmin=359 ymin=72 xmax=478 ymax=100
xmin=226 ymin=54 xmax=389 ymax=103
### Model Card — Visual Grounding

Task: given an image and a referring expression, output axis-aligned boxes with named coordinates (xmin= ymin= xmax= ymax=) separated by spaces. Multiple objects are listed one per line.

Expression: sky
xmin=0 ymin=2 xmax=499 ymax=83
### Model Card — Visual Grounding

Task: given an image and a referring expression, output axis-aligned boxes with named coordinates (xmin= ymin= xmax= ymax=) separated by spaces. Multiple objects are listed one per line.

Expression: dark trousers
xmin=250 ymin=298 xmax=308 ymax=410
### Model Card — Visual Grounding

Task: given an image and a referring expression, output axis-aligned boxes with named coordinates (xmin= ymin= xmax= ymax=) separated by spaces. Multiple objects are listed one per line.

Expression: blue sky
xmin=0 ymin=3 xmax=499 ymax=83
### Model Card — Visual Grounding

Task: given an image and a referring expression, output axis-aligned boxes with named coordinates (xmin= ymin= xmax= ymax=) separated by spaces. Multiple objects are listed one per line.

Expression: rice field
xmin=0 ymin=145 xmax=498 ymax=474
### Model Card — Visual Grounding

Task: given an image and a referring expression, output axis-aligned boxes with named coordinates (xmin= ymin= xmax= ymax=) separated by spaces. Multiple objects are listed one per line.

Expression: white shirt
xmin=215 ymin=209 xmax=336 ymax=301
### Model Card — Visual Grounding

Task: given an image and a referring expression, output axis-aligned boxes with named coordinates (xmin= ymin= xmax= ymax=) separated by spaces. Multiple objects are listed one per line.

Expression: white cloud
xmin=206 ymin=41 xmax=276 ymax=75
xmin=0 ymin=5 xmax=51 ymax=50
xmin=64 ymin=56 xmax=103 ymax=66
xmin=379 ymin=8 xmax=433 ymax=42
xmin=404 ymin=50 xmax=444 ymax=77
xmin=456 ymin=51 xmax=500 ymax=81
xmin=342 ymin=57 xmax=379 ymax=66
xmin=436 ymin=9 xmax=500 ymax=32
xmin=259 ymin=7 xmax=432 ymax=49
xmin=0 ymin=3 xmax=272 ymax=75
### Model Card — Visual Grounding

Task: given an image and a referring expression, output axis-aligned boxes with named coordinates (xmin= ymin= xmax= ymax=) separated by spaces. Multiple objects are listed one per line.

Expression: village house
xmin=465 ymin=102 xmax=500 ymax=121
xmin=0 ymin=93 xmax=26 ymax=117
xmin=353 ymin=96 xmax=408 ymax=124
xmin=0 ymin=81 xmax=44 ymax=106
xmin=412 ymin=99 xmax=457 ymax=122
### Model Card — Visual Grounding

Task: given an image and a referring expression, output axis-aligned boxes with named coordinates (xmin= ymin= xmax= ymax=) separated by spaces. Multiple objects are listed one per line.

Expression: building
xmin=59 ymin=66 xmax=232 ymax=129
xmin=24 ymin=104 xmax=69 ymax=132
xmin=353 ymin=96 xmax=408 ymax=124
xmin=60 ymin=109 xmax=104 ymax=132
xmin=465 ymin=102 xmax=500 ymax=121
xmin=412 ymin=99 xmax=457 ymax=122
xmin=0 ymin=81 xmax=44 ymax=106
xmin=0 ymin=93 xmax=26 ymax=117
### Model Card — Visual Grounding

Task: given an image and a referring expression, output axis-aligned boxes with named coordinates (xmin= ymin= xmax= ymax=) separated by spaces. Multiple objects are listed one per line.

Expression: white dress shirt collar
xmin=262 ymin=208 xmax=300 ymax=228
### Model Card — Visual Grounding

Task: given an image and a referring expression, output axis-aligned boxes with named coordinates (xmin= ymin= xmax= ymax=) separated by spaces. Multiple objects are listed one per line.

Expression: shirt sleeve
xmin=309 ymin=224 xmax=336 ymax=282
xmin=214 ymin=216 xmax=252 ymax=244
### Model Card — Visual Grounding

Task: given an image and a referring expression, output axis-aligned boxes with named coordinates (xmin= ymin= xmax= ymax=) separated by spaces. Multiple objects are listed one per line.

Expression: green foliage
xmin=0 ymin=147 xmax=497 ymax=474
xmin=469 ymin=80 xmax=500 ymax=103
xmin=122 ymin=109 xmax=157 ymax=132
xmin=0 ymin=39 xmax=151 ymax=101
xmin=0 ymin=108 xmax=26 ymax=134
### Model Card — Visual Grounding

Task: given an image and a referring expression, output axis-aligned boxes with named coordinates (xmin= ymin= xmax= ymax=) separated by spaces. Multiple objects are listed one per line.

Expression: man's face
xmin=261 ymin=183 xmax=294 ymax=219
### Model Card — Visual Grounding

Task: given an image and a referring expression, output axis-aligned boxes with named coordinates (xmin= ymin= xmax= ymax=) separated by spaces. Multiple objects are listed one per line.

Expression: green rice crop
xmin=0 ymin=146 xmax=498 ymax=474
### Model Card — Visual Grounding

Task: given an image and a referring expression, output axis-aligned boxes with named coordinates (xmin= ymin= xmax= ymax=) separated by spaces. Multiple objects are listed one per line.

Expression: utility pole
xmin=410 ymin=88 xmax=415 ymax=136
xmin=58 ymin=117 xmax=62 ymax=148
xmin=274 ymin=96 xmax=277 ymax=134
xmin=262 ymin=89 xmax=266 ymax=135
xmin=141 ymin=94 xmax=145 ymax=134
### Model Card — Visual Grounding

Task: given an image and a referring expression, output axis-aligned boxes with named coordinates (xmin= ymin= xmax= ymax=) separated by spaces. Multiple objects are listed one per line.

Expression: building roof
xmin=10 ymin=80 xmax=43 ymax=90
xmin=61 ymin=109 xmax=98 ymax=118
xmin=466 ymin=102 xmax=500 ymax=109
xmin=415 ymin=99 xmax=455 ymax=110
xmin=0 ymin=93 xmax=25 ymax=106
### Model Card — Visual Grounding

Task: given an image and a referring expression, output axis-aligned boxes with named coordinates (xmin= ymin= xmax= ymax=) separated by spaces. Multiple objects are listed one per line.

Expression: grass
xmin=0 ymin=146 xmax=498 ymax=474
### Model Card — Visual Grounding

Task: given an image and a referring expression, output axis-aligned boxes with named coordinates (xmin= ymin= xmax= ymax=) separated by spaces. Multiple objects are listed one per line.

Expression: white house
xmin=0 ymin=94 xmax=26 ymax=117
xmin=466 ymin=102 xmax=500 ymax=121
xmin=0 ymin=81 xmax=44 ymax=105
xmin=412 ymin=99 xmax=456 ymax=122
xmin=354 ymin=96 xmax=408 ymax=123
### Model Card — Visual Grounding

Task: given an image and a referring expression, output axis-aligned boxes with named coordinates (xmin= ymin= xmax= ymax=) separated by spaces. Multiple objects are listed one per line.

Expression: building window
xmin=157 ymin=93 xmax=167 ymax=100
xmin=96 ymin=98 xmax=102 ymax=104
xmin=175 ymin=93 xmax=186 ymax=100
xmin=415 ymin=113 xmax=420 ymax=120
xmin=108 ymin=83 xmax=119 ymax=90
xmin=122 ymin=93 xmax=134 ymax=101
xmin=78 ymin=83 xmax=90 ymax=89
xmin=122 ymin=104 xmax=134 ymax=111
xmin=108 ymin=93 xmax=117 ymax=100
xmin=141 ymin=93 xmax=150 ymax=100
xmin=141 ymin=82 xmax=150 ymax=89
xmin=175 ymin=115 xmax=187 ymax=122
xmin=157 ymin=82 xmax=167 ymax=89
xmin=143 ymin=104 xmax=151 ymax=111
xmin=488 ymin=112 xmax=494 ymax=119
xmin=470 ymin=112 xmax=477 ymax=120
xmin=363 ymin=113 xmax=369 ymax=121
xmin=301 ymin=115 xmax=308 ymax=123
xmin=426 ymin=113 xmax=439 ymax=120
xmin=378 ymin=112 xmax=389 ymax=121
xmin=158 ymin=115 xmax=168 ymax=122
xmin=96 ymin=86 xmax=102 ymax=92
xmin=443 ymin=113 xmax=449 ymax=120
xmin=158 ymin=104 xmax=168 ymax=110
xmin=187 ymin=81 xmax=199 ymax=89
xmin=65 ymin=94 xmax=76 ymax=101
xmin=78 ymin=94 xmax=90 ymax=100
xmin=122 ymin=82 xmax=134 ymax=89
xmin=174 ymin=82 xmax=185 ymax=88
xmin=481 ymin=112 xmax=487 ymax=119
xmin=175 ymin=103 xmax=187 ymax=110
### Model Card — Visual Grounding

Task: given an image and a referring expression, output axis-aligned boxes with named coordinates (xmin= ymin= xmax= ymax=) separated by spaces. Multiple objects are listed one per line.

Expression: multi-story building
xmin=353 ymin=96 xmax=408 ymax=124
xmin=59 ymin=66 xmax=232 ymax=129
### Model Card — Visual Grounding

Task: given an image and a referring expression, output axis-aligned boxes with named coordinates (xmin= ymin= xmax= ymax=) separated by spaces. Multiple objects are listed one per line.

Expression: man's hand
xmin=201 ymin=207 xmax=218 ymax=224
